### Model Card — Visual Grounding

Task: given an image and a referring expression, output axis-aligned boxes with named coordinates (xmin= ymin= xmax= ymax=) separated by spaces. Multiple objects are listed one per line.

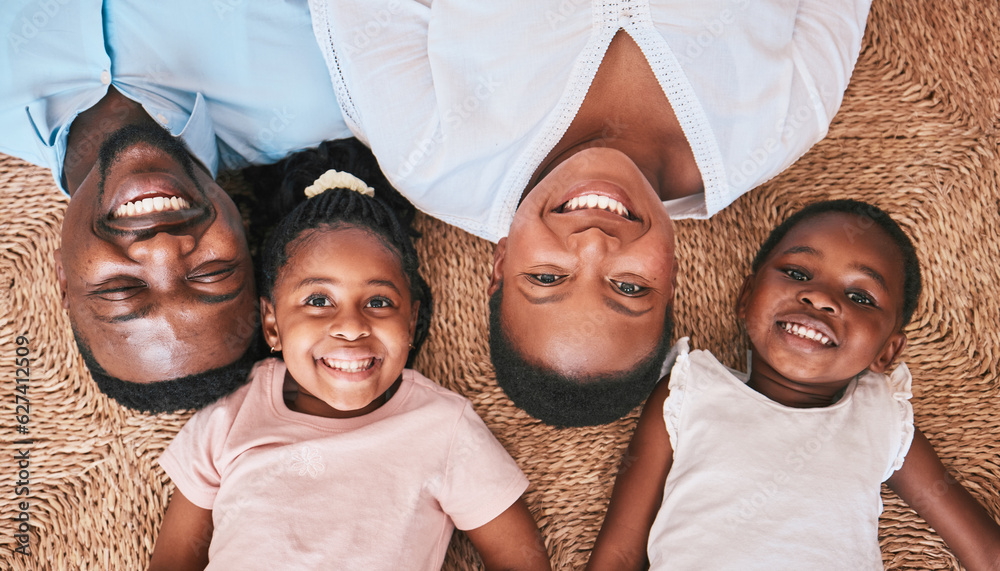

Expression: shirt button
xmin=100 ymin=70 xmax=111 ymax=85
xmin=156 ymin=113 xmax=169 ymax=126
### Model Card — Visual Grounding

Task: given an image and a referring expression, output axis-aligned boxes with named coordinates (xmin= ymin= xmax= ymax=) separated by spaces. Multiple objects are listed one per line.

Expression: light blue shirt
xmin=1 ymin=0 xmax=350 ymax=194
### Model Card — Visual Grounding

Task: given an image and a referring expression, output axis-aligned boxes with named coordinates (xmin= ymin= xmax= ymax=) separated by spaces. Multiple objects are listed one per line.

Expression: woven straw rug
xmin=2 ymin=0 xmax=998 ymax=568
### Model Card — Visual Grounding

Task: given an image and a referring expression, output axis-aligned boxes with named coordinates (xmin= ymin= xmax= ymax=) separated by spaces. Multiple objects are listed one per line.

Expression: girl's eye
xmin=366 ymin=297 xmax=393 ymax=309
xmin=783 ymin=268 xmax=808 ymax=281
xmin=847 ymin=291 xmax=875 ymax=306
xmin=529 ymin=273 xmax=565 ymax=285
xmin=305 ymin=295 xmax=331 ymax=307
xmin=612 ymin=280 xmax=645 ymax=296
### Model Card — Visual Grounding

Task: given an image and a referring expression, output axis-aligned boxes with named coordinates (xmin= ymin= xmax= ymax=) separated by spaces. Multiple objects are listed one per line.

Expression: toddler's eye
xmin=366 ymin=297 xmax=393 ymax=309
xmin=612 ymin=280 xmax=645 ymax=295
xmin=528 ymin=273 xmax=564 ymax=285
xmin=783 ymin=268 xmax=808 ymax=281
xmin=847 ymin=291 xmax=875 ymax=306
xmin=305 ymin=295 xmax=331 ymax=307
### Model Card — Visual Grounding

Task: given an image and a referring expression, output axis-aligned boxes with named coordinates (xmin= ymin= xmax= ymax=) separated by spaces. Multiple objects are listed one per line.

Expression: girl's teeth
xmin=323 ymin=357 xmax=374 ymax=372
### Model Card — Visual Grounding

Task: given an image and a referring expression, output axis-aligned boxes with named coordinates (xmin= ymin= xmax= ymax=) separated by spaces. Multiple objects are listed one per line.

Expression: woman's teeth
xmin=781 ymin=322 xmax=833 ymax=346
xmin=113 ymin=196 xmax=191 ymax=218
xmin=562 ymin=194 xmax=631 ymax=218
xmin=322 ymin=357 xmax=375 ymax=372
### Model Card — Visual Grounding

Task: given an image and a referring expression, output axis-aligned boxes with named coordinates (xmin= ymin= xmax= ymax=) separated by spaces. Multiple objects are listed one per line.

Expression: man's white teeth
xmin=113 ymin=196 xmax=191 ymax=218
xmin=781 ymin=322 xmax=832 ymax=346
xmin=564 ymin=194 xmax=631 ymax=218
xmin=322 ymin=357 xmax=375 ymax=372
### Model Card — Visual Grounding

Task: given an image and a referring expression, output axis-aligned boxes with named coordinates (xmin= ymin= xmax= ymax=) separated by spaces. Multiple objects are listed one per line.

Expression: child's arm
xmin=587 ymin=376 xmax=675 ymax=571
xmin=463 ymin=496 xmax=551 ymax=571
xmin=148 ymin=489 xmax=213 ymax=571
xmin=887 ymin=427 xmax=1000 ymax=571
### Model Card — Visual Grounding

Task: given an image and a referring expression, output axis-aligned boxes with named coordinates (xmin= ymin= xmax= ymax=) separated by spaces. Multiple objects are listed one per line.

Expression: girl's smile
xmin=262 ymin=225 xmax=418 ymax=418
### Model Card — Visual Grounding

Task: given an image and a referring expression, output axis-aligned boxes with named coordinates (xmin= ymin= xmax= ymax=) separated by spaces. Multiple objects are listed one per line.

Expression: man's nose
xmin=126 ymin=232 xmax=197 ymax=262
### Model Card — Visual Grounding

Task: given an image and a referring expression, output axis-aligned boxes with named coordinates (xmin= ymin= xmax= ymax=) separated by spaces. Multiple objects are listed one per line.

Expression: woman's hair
xmin=256 ymin=139 xmax=433 ymax=364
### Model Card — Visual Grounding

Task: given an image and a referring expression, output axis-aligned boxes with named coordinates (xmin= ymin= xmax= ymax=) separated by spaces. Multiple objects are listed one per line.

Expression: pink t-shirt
xmin=159 ymin=358 xmax=529 ymax=570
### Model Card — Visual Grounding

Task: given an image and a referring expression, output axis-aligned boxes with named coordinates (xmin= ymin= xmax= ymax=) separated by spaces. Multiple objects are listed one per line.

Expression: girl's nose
xmin=329 ymin=309 xmax=371 ymax=341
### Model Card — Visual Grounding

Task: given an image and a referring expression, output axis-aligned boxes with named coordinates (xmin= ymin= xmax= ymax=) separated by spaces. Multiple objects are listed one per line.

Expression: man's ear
xmin=869 ymin=332 xmax=907 ymax=373
xmin=260 ymin=297 xmax=281 ymax=351
xmin=54 ymin=249 xmax=69 ymax=309
xmin=487 ymin=237 xmax=507 ymax=296
xmin=735 ymin=274 xmax=755 ymax=320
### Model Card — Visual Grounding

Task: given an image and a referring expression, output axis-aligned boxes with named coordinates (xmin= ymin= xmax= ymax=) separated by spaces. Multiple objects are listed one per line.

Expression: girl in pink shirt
xmin=151 ymin=140 xmax=550 ymax=570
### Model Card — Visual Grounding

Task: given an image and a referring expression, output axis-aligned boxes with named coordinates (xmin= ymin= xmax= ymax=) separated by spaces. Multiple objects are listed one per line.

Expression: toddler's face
xmin=737 ymin=212 xmax=907 ymax=393
xmin=262 ymin=226 xmax=417 ymax=418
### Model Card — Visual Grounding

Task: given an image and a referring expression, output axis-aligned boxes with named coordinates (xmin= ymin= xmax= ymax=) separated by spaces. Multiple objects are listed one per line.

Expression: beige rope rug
xmin=2 ymin=0 xmax=999 ymax=568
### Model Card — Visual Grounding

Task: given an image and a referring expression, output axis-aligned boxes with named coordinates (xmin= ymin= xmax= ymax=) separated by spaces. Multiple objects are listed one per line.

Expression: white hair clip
xmin=303 ymin=169 xmax=375 ymax=199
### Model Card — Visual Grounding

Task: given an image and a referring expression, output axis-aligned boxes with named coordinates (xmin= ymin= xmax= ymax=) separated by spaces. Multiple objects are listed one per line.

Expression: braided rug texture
xmin=1 ymin=0 xmax=999 ymax=568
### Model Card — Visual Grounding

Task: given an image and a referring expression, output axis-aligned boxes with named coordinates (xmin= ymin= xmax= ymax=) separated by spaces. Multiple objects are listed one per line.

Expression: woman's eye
xmin=847 ymin=291 xmax=875 ymax=306
xmin=529 ymin=274 xmax=564 ymax=285
xmin=305 ymin=295 xmax=331 ymax=307
xmin=783 ymin=268 xmax=808 ymax=281
xmin=366 ymin=297 xmax=393 ymax=309
xmin=612 ymin=280 xmax=645 ymax=295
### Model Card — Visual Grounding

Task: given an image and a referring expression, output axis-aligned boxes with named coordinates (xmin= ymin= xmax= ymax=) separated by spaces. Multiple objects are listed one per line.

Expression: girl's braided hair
xmin=256 ymin=138 xmax=433 ymax=363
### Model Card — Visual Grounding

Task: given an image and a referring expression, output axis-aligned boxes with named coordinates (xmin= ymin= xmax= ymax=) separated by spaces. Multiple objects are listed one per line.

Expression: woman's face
xmin=489 ymin=147 xmax=677 ymax=378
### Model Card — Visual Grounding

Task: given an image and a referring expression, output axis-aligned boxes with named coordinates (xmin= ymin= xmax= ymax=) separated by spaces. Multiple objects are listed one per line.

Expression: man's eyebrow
xmin=97 ymin=304 xmax=154 ymax=324
xmin=604 ymin=296 xmax=651 ymax=317
xmin=196 ymin=283 xmax=246 ymax=305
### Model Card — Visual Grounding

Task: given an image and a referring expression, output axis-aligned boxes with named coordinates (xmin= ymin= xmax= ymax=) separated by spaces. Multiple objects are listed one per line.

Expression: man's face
xmin=55 ymin=124 xmax=257 ymax=383
xmin=489 ymin=147 xmax=677 ymax=377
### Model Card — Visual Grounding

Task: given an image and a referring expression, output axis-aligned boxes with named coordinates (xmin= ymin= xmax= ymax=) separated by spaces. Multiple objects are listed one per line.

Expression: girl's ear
xmin=869 ymin=332 xmax=907 ymax=373
xmin=260 ymin=297 xmax=281 ymax=351
xmin=735 ymin=274 xmax=756 ymax=320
